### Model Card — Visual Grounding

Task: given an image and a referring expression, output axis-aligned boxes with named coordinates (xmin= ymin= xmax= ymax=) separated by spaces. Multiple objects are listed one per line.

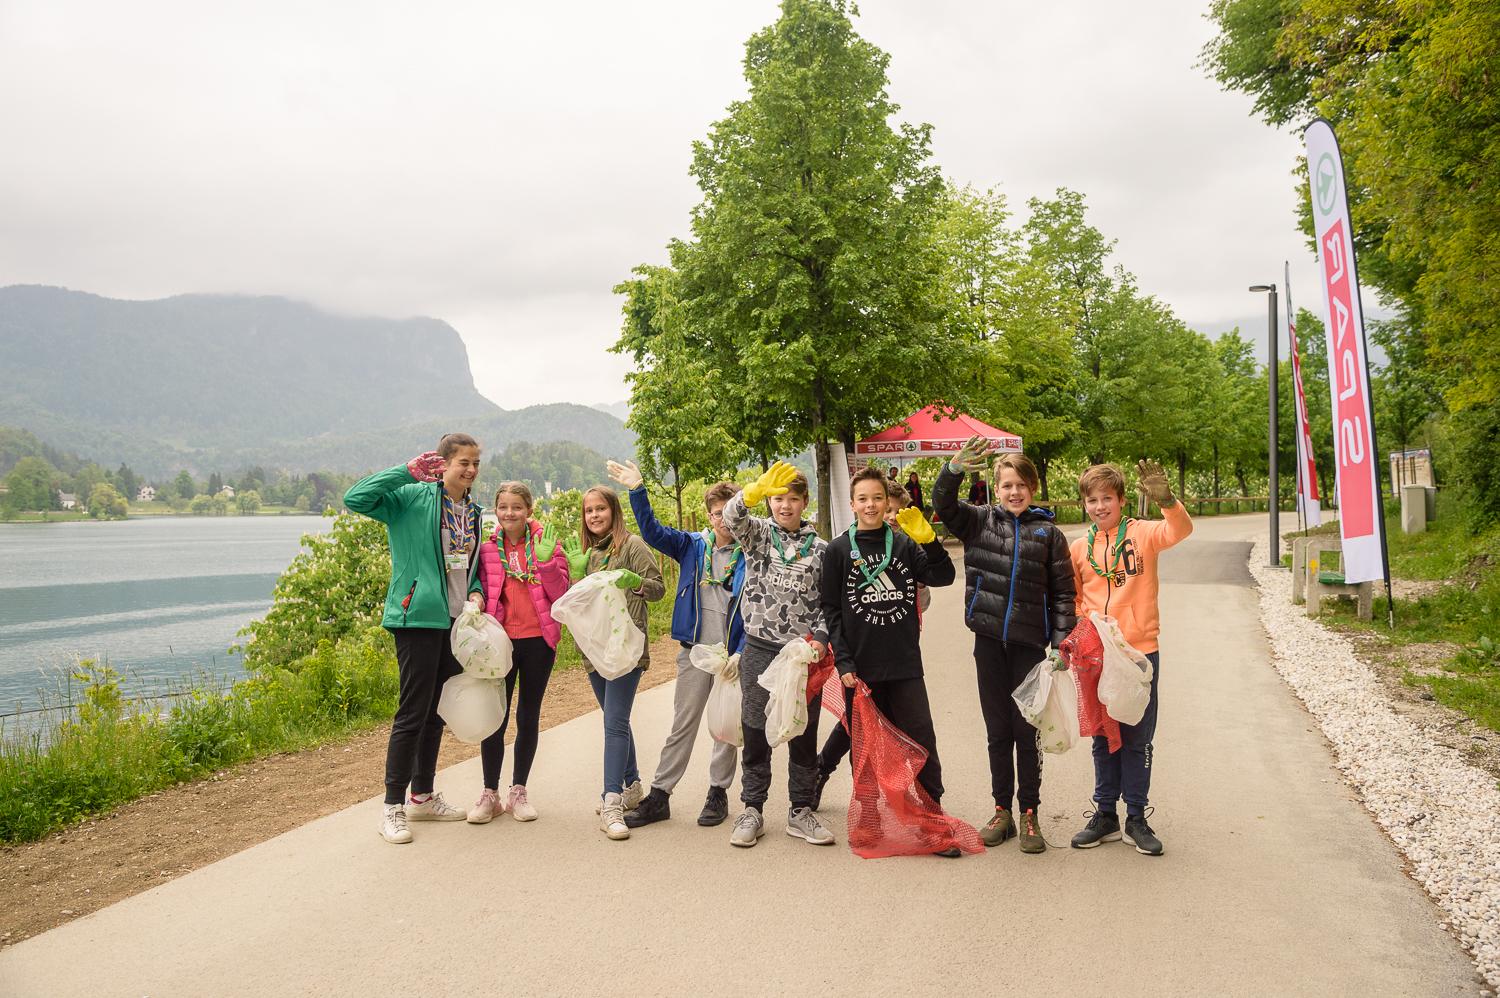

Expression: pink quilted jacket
xmin=479 ymin=519 xmax=570 ymax=649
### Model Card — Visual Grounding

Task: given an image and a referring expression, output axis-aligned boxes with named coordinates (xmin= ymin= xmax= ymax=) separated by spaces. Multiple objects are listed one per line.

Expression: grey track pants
xmin=739 ymin=636 xmax=821 ymax=810
xmin=651 ymin=645 xmax=738 ymax=794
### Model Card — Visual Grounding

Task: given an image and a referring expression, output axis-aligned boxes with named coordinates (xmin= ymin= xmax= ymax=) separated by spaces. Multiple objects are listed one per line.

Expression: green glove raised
xmin=948 ymin=434 xmax=992 ymax=475
xmin=614 ymin=569 xmax=643 ymax=590
xmin=894 ymin=506 xmax=936 ymax=544
xmin=535 ymin=522 xmax=559 ymax=563
xmin=744 ymin=461 xmax=799 ymax=507
xmin=1136 ymin=458 xmax=1176 ymax=508
xmin=561 ymin=534 xmax=589 ymax=580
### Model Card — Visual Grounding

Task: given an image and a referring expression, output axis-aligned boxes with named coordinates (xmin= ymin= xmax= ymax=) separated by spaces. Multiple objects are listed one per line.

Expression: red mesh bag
xmin=1060 ymin=615 xmax=1121 ymax=753
xmin=806 ymin=648 xmax=836 ymax=705
xmin=818 ymin=672 xmax=983 ymax=859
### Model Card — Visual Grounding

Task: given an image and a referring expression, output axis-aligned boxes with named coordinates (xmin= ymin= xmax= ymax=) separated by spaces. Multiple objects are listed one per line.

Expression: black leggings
xmin=480 ymin=636 xmax=556 ymax=789
xmin=386 ymin=625 xmax=463 ymax=805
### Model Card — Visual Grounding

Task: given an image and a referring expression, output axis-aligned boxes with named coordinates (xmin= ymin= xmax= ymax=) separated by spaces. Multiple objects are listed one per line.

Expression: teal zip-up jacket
xmin=344 ymin=464 xmax=484 ymax=629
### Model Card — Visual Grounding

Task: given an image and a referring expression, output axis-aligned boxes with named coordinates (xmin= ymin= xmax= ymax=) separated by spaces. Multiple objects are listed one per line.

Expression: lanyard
xmin=1086 ymin=516 xmax=1134 ymax=579
xmin=503 ymin=530 xmax=538 ymax=585
xmin=847 ymin=523 xmax=894 ymax=591
xmin=441 ymin=493 xmax=474 ymax=554
xmin=771 ymin=527 xmax=817 ymax=565
xmin=700 ymin=531 xmax=741 ymax=588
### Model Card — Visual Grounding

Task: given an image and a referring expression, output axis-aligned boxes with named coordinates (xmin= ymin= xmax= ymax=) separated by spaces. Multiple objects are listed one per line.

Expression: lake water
xmin=0 ymin=516 xmax=332 ymax=718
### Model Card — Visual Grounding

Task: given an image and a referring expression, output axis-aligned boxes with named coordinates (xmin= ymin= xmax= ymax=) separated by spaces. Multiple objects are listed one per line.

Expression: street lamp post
xmin=1250 ymin=284 xmax=1280 ymax=567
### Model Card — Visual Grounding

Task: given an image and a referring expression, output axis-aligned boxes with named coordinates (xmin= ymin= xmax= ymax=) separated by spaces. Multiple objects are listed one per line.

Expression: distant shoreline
xmin=0 ymin=510 xmax=329 ymax=524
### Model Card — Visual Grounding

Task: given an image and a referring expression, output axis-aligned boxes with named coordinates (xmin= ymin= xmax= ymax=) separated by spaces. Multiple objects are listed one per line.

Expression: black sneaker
xmin=1070 ymin=810 xmax=1122 ymax=849
xmin=697 ymin=786 xmax=729 ymax=827
xmin=1123 ymin=814 xmax=1164 ymax=856
xmin=623 ymin=788 xmax=670 ymax=828
xmin=932 ymin=847 xmax=962 ymax=859
xmin=811 ymin=769 xmax=832 ymax=813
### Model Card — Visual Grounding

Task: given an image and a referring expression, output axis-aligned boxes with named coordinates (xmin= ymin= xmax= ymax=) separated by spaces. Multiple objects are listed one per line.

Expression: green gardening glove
xmin=1136 ymin=459 xmax=1177 ymax=508
xmin=535 ymin=522 xmax=559 ymax=562
xmin=561 ymin=534 xmax=589 ymax=580
xmin=744 ymin=461 xmax=798 ymax=507
xmin=614 ymin=569 xmax=643 ymax=590
xmin=948 ymin=434 xmax=992 ymax=475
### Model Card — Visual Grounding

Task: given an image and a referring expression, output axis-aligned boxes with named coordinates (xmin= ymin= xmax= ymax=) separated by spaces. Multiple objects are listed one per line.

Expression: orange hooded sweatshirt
xmin=1069 ymin=503 xmax=1193 ymax=654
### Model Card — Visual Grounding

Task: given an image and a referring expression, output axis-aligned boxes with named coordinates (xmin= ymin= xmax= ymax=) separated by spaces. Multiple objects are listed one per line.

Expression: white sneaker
xmin=508 ymin=785 xmax=538 ymax=822
xmin=467 ymin=788 xmax=500 ymax=825
xmin=407 ymin=791 xmax=467 ymax=821
xmin=596 ymin=779 xmax=646 ymax=814
xmin=786 ymin=806 xmax=835 ymax=845
xmin=600 ymin=793 xmax=630 ymax=840
xmin=730 ymin=807 xmax=765 ymax=847
xmin=380 ymin=804 xmax=412 ymax=844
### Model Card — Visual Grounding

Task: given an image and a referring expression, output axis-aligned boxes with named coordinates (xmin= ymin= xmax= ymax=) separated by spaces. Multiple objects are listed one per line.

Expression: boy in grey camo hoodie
xmin=721 ymin=461 xmax=833 ymax=849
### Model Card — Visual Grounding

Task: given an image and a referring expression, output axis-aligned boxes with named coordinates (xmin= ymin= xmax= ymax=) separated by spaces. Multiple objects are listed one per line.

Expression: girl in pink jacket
xmin=468 ymin=481 xmax=570 ymax=824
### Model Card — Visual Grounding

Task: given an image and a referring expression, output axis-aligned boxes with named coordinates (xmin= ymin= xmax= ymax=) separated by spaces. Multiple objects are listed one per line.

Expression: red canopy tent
xmin=855 ymin=405 xmax=1022 ymax=461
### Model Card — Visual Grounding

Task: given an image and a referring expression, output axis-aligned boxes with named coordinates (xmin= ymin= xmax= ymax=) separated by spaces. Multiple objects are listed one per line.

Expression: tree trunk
xmin=1037 ymin=456 xmax=1050 ymax=501
xmin=1176 ymin=451 xmax=1188 ymax=502
xmin=811 ymin=380 xmax=832 ymax=538
xmin=673 ymin=467 xmax=684 ymax=530
xmin=1212 ymin=443 xmax=1220 ymax=498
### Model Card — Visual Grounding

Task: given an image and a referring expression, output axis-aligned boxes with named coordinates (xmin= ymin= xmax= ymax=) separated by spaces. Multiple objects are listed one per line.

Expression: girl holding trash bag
xmin=561 ymin=485 xmax=665 ymax=841
xmin=933 ymin=441 xmax=1076 ymax=856
xmin=468 ymin=482 xmax=571 ymax=825
xmin=344 ymin=434 xmax=485 ymax=844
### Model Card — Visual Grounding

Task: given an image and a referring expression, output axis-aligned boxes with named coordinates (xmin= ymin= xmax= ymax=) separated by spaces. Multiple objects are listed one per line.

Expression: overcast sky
xmin=0 ymin=1 xmax=1353 ymax=411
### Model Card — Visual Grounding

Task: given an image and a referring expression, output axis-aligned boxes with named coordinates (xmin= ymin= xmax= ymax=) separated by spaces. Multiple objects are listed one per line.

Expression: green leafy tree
xmin=189 ymin=493 xmax=214 ymax=515
xmin=208 ymin=472 xmax=224 ymax=496
xmin=87 ymin=482 xmax=129 ymax=519
xmin=4 ymin=456 xmax=57 ymax=511
xmin=237 ymin=489 xmax=263 ymax=515
xmin=114 ymin=464 xmax=139 ymax=500
xmin=174 ymin=470 xmax=196 ymax=499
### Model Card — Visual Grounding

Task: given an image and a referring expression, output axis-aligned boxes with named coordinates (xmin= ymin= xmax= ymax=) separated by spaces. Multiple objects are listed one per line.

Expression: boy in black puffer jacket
xmin=933 ymin=438 xmax=1076 ymax=855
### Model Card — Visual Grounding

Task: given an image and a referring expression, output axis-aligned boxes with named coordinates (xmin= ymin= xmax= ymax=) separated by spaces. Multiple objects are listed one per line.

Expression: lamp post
xmin=1250 ymin=284 xmax=1280 ymax=566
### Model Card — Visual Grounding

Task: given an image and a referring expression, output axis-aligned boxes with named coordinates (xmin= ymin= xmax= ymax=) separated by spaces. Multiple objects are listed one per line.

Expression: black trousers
xmin=818 ymin=677 xmax=944 ymax=804
xmin=974 ymin=636 xmax=1044 ymax=812
xmin=385 ymin=625 xmax=463 ymax=805
xmin=739 ymin=637 xmax=822 ymax=810
xmin=480 ymin=636 xmax=556 ymax=789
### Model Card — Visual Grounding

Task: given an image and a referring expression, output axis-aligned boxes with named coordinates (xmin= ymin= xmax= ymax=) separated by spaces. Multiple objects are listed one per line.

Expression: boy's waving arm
xmin=1136 ymin=459 xmax=1194 ymax=552
xmin=897 ymin=507 xmax=956 ymax=587
xmin=723 ymin=464 xmax=796 ymax=551
xmin=931 ymin=435 xmax=991 ymax=544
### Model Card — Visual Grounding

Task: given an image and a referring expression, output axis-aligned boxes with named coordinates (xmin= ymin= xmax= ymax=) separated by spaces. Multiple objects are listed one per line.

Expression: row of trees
xmin=1204 ymin=0 xmax=1499 ymax=532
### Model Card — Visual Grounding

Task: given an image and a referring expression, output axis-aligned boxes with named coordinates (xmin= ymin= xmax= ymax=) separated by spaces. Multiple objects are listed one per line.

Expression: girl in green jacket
xmin=344 ymin=433 xmax=485 ymax=845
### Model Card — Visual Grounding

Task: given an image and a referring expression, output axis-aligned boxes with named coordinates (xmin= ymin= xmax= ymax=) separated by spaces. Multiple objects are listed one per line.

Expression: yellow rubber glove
xmin=743 ymin=461 xmax=799 ymax=507
xmin=894 ymin=506 xmax=936 ymax=544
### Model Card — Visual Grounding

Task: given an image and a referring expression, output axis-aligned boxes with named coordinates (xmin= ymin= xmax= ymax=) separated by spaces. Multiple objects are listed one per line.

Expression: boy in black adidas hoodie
xmin=820 ymin=466 xmax=956 ymax=815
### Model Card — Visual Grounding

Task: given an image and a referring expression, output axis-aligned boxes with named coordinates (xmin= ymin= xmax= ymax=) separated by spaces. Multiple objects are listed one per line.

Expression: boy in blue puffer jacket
xmin=933 ymin=438 xmax=1076 ymax=856
xmin=608 ymin=460 xmax=745 ymax=829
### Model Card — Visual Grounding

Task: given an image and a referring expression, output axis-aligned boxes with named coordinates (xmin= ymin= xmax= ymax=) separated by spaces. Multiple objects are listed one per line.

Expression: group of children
xmin=349 ymin=430 xmax=1190 ymax=857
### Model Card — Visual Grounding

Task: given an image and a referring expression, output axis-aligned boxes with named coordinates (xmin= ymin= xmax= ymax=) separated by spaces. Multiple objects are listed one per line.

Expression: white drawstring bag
xmin=691 ymin=643 xmax=743 ymax=746
xmin=549 ymin=569 xmax=645 ymax=680
xmin=758 ymin=639 xmax=820 ymax=747
xmin=450 ymin=605 xmax=514 ymax=680
xmin=1093 ymin=611 xmax=1154 ymax=726
xmin=436 ymin=672 xmax=505 ymax=744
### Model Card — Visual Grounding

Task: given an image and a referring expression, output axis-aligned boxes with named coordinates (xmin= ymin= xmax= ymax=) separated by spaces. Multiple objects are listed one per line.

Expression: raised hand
xmin=606 ymin=459 xmax=643 ymax=490
xmin=561 ymin=533 xmax=589 ymax=580
xmin=948 ymin=435 xmax=993 ymax=475
xmin=894 ymin=506 xmax=936 ymax=544
xmin=614 ymin=569 xmax=643 ymax=590
xmin=535 ymin=522 xmax=559 ymax=562
xmin=1136 ymin=459 xmax=1176 ymax=507
xmin=744 ymin=461 xmax=799 ymax=507
xmin=406 ymin=451 xmax=445 ymax=483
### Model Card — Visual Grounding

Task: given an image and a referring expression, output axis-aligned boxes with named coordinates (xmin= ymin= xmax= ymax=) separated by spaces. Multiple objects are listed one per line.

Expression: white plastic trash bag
xmin=450 ymin=605 xmax=514 ymax=680
xmin=1012 ymin=659 xmax=1051 ymax=726
xmin=1012 ymin=658 xmax=1078 ymax=754
xmin=436 ymin=672 xmax=505 ymax=744
xmin=758 ymin=639 xmax=819 ymax=747
xmin=691 ymin=643 xmax=743 ymax=747
xmin=549 ymin=569 xmax=645 ymax=680
xmin=1093 ymin=611 xmax=1154 ymax=726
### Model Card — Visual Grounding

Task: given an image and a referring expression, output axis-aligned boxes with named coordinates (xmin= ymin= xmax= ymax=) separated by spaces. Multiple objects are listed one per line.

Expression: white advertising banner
xmin=1285 ymin=262 xmax=1323 ymax=528
xmin=1305 ymin=118 xmax=1387 ymax=583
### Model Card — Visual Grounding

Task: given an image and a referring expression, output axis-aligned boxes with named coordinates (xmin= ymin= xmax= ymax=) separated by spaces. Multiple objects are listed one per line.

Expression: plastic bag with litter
xmin=450 ymin=605 xmax=514 ymax=680
xmin=548 ymin=569 xmax=645 ymax=680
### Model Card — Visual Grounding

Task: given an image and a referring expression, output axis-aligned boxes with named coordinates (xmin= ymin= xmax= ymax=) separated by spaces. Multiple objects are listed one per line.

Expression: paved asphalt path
xmin=0 ymin=514 xmax=1481 ymax=996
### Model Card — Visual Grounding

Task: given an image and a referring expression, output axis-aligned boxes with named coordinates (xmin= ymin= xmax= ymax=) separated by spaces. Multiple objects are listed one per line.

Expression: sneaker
xmin=811 ymin=769 xmax=832 ymax=813
xmin=980 ymin=807 xmax=1015 ymax=847
xmin=622 ymin=780 xmax=645 ymax=811
xmin=380 ymin=804 xmax=412 ymax=844
xmin=785 ymin=806 xmax=835 ymax=846
xmin=624 ymin=788 xmax=671 ymax=828
xmin=467 ymin=788 xmax=500 ymax=825
xmin=599 ymin=792 xmax=630 ymax=840
xmin=1070 ymin=810 xmax=1122 ymax=849
xmin=1124 ymin=813 xmax=1164 ymax=856
xmin=1018 ymin=808 xmax=1046 ymax=854
xmin=730 ymin=807 xmax=765 ymax=848
xmin=698 ymin=786 xmax=729 ymax=827
xmin=407 ymin=791 xmax=466 ymax=821
xmin=507 ymin=785 xmax=537 ymax=822
xmin=933 ymin=847 xmax=963 ymax=858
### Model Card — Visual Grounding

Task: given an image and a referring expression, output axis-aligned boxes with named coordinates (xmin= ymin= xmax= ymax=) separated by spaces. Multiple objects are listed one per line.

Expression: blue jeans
xmin=588 ymin=667 xmax=642 ymax=796
xmin=1091 ymin=652 xmax=1160 ymax=818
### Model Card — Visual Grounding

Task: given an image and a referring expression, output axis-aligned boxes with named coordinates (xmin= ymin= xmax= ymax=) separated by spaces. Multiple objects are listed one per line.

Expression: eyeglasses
xmin=707 ymin=509 xmax=725 ymax=521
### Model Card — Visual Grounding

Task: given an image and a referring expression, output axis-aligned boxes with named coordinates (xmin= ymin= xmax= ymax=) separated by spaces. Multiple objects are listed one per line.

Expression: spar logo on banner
xmin=1305 ymin=118 xmax=1387 ymax=584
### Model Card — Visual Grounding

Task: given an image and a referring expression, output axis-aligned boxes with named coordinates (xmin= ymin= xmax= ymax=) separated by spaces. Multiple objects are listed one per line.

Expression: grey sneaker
xmin=730 ymin=807 xmax=765 ymax=848
xmin=1124 ymin=814 xmax=1164 ymax=856
xmin=1071 ymin=810 xmax=1122 ymax=849
xmin=786 ymin=806 xmax=835 ymax=846
xmin=622 ymin=780 xmax=646 ymax=811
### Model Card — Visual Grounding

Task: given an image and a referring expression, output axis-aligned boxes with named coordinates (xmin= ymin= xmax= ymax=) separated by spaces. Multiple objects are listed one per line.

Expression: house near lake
xmin=57 ymin=491 xmax=77 ymax=510
xmin=137 ymin=485 xmax=156 ymax=502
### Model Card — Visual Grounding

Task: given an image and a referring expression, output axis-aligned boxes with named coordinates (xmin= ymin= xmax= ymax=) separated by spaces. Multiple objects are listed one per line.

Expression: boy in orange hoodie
xmin=1067 ymin=460 xmax=1191 ymax=856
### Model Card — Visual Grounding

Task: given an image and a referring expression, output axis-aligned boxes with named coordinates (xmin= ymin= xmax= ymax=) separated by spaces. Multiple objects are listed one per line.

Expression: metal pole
xmin=1268 ymin=287 xmax=1280 ymax=567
